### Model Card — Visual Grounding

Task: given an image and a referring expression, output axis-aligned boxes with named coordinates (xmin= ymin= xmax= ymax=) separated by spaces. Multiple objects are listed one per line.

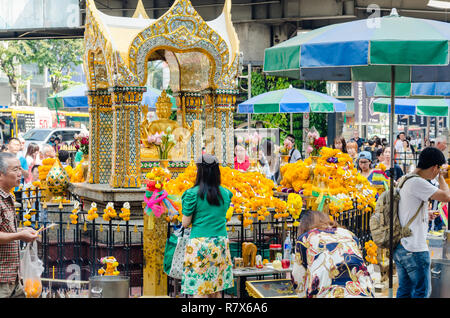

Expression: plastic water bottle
xmin=283 ymin=232 xmax=292 ymax=260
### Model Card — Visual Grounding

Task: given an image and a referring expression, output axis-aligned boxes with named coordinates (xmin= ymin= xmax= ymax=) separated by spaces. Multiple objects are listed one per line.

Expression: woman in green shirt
xmin=181 ymin=154 xmax=234 ymax=298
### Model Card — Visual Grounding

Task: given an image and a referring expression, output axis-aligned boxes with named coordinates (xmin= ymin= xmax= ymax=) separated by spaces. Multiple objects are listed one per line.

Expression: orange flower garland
xmin=86 ymin=202 xmax=99 ymax=221
xmin=69 ymin=201 xmax=80 ymax=225
xmin=280 ymin=147 xmax=377 ymax=219
xmin=165 ymin=164 xmax=287 ymax=228
xmin=364 ymin=240 xmax=378 ymax=264
xmin=119 ymin=202 xmax=131 ymax=221
xmin=103 ymin=202 xmax=117 ymax=221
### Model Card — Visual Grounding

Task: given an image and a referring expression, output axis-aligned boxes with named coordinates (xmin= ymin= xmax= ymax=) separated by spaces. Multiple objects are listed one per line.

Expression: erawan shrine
xmin=6 ymin=0 xmax=450 ymax=301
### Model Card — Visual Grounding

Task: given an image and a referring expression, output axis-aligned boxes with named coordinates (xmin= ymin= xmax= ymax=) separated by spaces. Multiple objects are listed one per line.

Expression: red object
xmin=234 ymin=155 xmax=250 ymax=171
xmin=269 ymin=244 xmax=281 ymax=249
xmin=281 ymin=259 xmax=290 ymax=269
xmin=146 ymin=180 xmax=158 ymax=192
xmin=313 ymin=137 xmax=326 ymax=149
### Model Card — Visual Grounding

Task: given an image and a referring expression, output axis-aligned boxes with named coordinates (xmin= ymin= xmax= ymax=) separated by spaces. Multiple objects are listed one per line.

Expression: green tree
xmin=29 ymin=39 xmax=84 ymax=94
xmin=0 ymin=41 xmax=33 ymax=105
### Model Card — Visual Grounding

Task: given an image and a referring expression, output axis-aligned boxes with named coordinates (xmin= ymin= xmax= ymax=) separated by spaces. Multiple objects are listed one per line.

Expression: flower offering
xmin=281 ymin=147 xmax=377 ymax=218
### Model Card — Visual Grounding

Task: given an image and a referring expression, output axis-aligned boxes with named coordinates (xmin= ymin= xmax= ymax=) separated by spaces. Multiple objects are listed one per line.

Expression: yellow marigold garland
xmin=287 ymin=193 xmax=303 ymax=226
xmin=86 ymin=202 xmax=99 ymax=221
xmin=103 ymin=202 xmax=117 ymax=221
xmin=364 ymin=240 xmax=378 ymax=264
xmin=69 ymin=201 xmax=80 ymax=225
xmin=165 ymin=164 xmax=287 ymax=228
xmin=280 ymin=147 xmax=377 ymax=219
xmin=119 ymin=202 xmax=131 ymax=221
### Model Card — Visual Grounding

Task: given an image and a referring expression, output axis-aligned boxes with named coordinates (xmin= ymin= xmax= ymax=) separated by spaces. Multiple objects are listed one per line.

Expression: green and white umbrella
xmin=372 ymin=98 xmax=450 ymax=117
xmin=264 ymin=9 xmax=450 ymax=83
xmin=237 ymin=87 xmax=346 ymax=114
xmin=263 ymin=8 xmax=450 ymax=298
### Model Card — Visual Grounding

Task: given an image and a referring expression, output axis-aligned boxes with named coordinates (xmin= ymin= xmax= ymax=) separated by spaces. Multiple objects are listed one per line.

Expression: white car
xmin=22 ymin=128 xmax=87 ymax=151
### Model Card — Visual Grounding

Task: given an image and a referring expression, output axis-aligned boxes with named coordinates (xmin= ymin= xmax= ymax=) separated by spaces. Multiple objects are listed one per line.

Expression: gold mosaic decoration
xmin=83 ymin=0 xmax=241 ymax=188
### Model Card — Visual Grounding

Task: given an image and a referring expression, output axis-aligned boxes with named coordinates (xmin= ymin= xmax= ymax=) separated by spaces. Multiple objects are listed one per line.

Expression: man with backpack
xmin=394 ymin=147 xmax=450 ymax=298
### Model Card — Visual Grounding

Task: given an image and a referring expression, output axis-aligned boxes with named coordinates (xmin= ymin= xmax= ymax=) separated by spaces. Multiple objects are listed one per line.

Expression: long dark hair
xmin=194 ymin=154 xmax=223 ymax=206
xmin=332 ymin=136 xmax=347 ymax=153
xmin=25 ymin=142 xmax=40 ymax=158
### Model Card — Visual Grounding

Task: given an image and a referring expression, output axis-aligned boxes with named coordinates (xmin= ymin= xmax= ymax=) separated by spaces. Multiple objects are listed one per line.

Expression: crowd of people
xmin=0 ymin=137 xmax=71 ymax=190
xmin=230 ymin=129 xmax=449 ymax=298
xmin=0 ymin=127 xmax=448 ymax=298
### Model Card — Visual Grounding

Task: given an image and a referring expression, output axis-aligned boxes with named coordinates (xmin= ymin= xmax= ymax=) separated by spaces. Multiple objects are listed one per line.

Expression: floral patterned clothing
xmin=292 ymin=227 xmax=374 ymax=298
xmin=181 ymin=236 xmax=234 ymax=295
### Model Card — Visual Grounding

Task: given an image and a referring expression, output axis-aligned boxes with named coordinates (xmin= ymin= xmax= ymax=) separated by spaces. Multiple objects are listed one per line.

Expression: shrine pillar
xmin=87 ymin=89 xmax=113 ymax=184
xmin=175 ymin=91 xmax=203 ymax=161
xmin=143 ymin=212 xmax=168 ymax=296
xmin=110 ymin=86 xmax=146 ymax=188
xmin=215 ymin=89 xmax=238 ymax=167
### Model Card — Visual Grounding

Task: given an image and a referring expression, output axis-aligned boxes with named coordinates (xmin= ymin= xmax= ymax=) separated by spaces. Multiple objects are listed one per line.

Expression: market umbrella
xmin=47 ymin=84 xmax=88 ymax=110
xmin=264 ymin=9 xmax=450 ymax=83
xmin=372 ymin=98 xmax=450 ymax=117
xmin=263 ymin=8 xmax=450 ymax=297
xmin=236 ymin=87 xmax=346 ymax=114
xmin=47 ymin=84 xmax=177 ymax=110
xmin=365 ymin=82 xmax=450 ymax=98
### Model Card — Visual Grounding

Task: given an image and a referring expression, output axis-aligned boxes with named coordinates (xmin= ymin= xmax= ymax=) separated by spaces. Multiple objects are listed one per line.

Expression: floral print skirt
xmin=181 ymin=236 xmax=234 ymax=295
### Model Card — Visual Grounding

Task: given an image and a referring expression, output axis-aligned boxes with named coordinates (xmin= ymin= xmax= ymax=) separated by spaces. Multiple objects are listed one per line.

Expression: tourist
xmin=394 ymin=147 xmax=450 ymax=298
xmin=234 ymin=144 xmax=250 ymax=171
xmin=435 ymin=135 xmax=448 ymax=161
xmin=394 ymin=132 xmax=406 ymax=160
xmin=374 ymin=148 xmax=384 ymax=167
xmin=402 ymin=140 xmax=415 ymax=172
xmin=259 ymin=139 xmax=281 ymax=183
xmin=0 ymin=152 xmax=38 ymax=298
xmin=25 ymin=143 xmax=41 ymax=169
xmin=23 ymin=165 xmax=41 ymax=213
xmin=7 ymin=138 xmax=29 ymax=182
xmin=364 ymin=139 xmax=378 ymax=163
xmin=48 ymin=136 xmax=55 ymax=147
xmin=17 ymin=137 xmax=26 ymax=158
xmin=292 ymin=210 xmax=374 ymax=298
xmin=350 ymin=130 xmax=364 ymax=152
xmin=41 ymin=144 xmax=56 ymax=160
xmin=181 ymin=154 xmax=234 ymax=298
xmin=429 ymin=136 xmax=448 ymax=232
xmin=380 ymin=147 xmax=404 ymax=182
xmin=58 ymin=150 xmax=70 ymax=168
xmin=332 ymin=136 xmax=347 ymax=153
xmin=374 ymin=136 xmax=382 ymax=149
xmin=53 ymin=137 xmax=61 ymax=152
xmin=346 ymin=141 xmax=358 ymax=162
xmin=284 ymin=134 xmax=302 ymax=163
xmin=357 ymin=151 xmax=373 ymax=179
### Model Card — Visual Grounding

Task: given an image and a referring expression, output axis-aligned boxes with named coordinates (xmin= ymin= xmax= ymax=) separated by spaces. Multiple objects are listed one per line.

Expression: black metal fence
xmin=14 ymin=188 xmax=145 ymax=296
xmin=14 ymin=187 xmax=374 ymax=297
